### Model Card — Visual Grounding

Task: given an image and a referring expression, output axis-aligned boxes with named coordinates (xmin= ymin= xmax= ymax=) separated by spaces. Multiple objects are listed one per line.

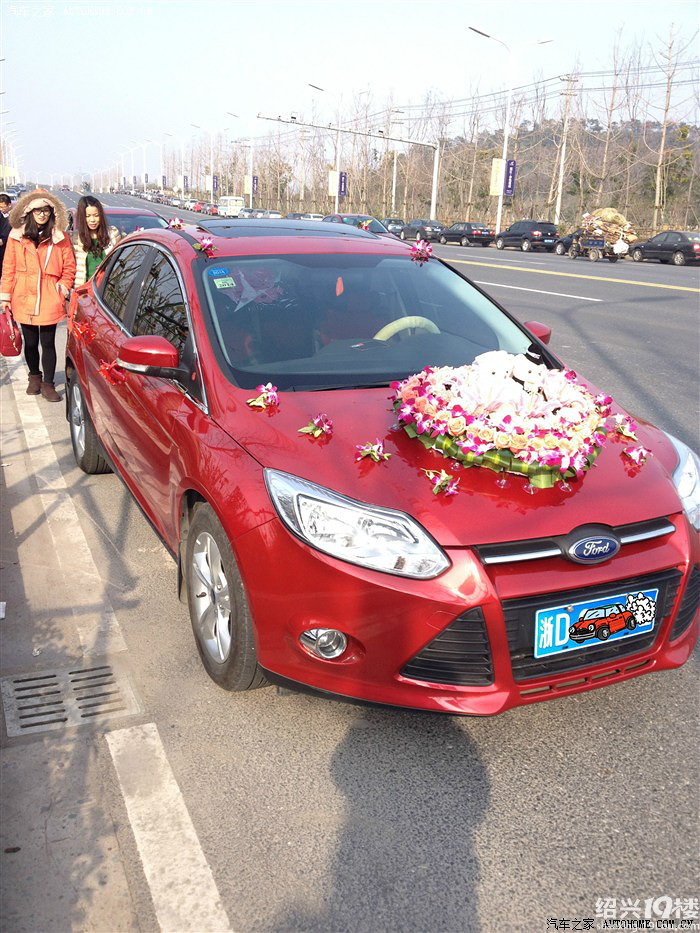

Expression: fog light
xmin=300 ymin=628 xmax=348 ymax=660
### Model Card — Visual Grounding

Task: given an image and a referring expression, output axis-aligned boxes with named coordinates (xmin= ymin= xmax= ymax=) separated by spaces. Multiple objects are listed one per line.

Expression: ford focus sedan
xmin=64 ymin=219 xmax=699 ymax=715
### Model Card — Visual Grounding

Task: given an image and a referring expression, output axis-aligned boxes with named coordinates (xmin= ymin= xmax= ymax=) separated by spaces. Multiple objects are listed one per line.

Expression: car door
xmin=646 ymin=233 xmax=668 ymax=260
xmin=77 ymin=243 xmax=153 ymax=459
xmin=114 ymin=247 xmax=204 ymax=543
xmin=447 ymin=223 xmax=461 ymax=243
xmin=663 ymin=232 xmax=683 ymax=262
xmin=505 ymin=223 xmax=520 ymax=246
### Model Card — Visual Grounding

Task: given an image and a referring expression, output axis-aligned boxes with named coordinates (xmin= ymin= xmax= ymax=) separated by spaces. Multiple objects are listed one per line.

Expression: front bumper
xmin=236 ymin=514 xmax=699 ymax=716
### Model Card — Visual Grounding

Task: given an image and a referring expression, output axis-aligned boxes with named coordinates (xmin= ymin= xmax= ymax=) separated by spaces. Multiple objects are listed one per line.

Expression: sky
xmin=1 ymin=0 xmax=698 ymax=181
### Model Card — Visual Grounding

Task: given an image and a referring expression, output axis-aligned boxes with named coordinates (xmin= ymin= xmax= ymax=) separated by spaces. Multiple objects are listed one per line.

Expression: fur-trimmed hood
xmin=9 ymin=188 xmax=69 ymax=234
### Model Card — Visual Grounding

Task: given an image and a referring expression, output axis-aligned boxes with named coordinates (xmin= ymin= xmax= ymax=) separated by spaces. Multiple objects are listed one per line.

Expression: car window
xmin=582 ymin=608 xmax=606 ymax=621
xmin=107 ymin=213 xmax=168 ymax=236
xmin=100 ymin=244 xmax=151 ymax=321
xmin=666 ymin=233 xmax=682 ymax=245
xmin=651 ymin=233 xmax=668 ymax=245
xmin=132 ymin=253 xmax=189 ymax=353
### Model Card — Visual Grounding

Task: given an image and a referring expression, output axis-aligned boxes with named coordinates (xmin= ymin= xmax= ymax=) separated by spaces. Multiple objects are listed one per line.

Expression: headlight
xmin=665 ymin=432 xmax=700 ymax=530
xmin=264 ymin=469 xmax=450 ymax=579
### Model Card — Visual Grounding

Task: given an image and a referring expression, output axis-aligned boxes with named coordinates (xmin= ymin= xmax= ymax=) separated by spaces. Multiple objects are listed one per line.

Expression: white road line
xmin=474 ymin=280 xmax=602 ymax=302
xmin=106 ymin=723 xmax=232 ymax=933
xmin=3 ymin=356 xmax=127 ymax=654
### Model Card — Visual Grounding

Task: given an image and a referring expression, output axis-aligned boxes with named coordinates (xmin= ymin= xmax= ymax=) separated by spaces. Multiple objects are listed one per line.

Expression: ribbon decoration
xmin=98 ymin=359 xmax=126 ymax=385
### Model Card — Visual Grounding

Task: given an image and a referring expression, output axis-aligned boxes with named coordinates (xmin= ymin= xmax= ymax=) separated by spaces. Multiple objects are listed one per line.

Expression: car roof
xmin=101 ymin=206 xmax=163 ymax=215
xmin=197 ymin=218 xmax=380 ymax=239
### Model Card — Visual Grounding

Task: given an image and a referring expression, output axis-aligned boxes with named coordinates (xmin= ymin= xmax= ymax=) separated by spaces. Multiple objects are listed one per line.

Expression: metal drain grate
xmin=1 ymin=660 xmax=141 ymax=737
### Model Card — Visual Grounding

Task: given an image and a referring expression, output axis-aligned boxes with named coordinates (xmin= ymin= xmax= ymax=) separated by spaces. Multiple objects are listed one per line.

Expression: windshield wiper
xmin=289 ymin=381 xmax=391 ymax=392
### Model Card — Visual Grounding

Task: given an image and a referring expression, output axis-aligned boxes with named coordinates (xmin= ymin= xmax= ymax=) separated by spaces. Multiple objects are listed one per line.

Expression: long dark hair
xmin=76 ymin=195 xmax=110 ymax=253
xmin=24 ymin=208 xmax=55 ymax=246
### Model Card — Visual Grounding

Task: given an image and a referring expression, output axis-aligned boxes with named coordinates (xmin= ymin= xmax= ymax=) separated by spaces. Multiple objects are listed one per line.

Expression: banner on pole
xmin=244 ymin=175 xmax=251 ymax=195
xmin=144 ymin=173 xmax=149 ymax=185
xmin=252 ymin=175 xmax=258 ymax=195
xmin=162 ymin=175 xmax=167 ymax=189
xmin=183 ymin=175 xmax=189 ymax=192
xmin=213 ymin=174 xmax=219 ymax=192
xmin=339 ymin=171 xmax=347 ymax=198
xmin=328 ymin=170 xmax=339 ymax=197
xmin=489 ymin=158 xmax=505 ymax=196
xmin=503 ymin=160 xmax=517 ymax=196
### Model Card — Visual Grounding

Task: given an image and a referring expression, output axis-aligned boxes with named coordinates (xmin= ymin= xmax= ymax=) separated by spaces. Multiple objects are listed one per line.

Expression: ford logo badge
xmin=567 ymin=535 xmax=620 ymax=564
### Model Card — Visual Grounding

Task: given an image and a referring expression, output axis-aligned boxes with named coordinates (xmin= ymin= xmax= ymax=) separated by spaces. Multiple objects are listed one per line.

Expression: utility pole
xmin=554 ymin=74 xmax=579 ymax=225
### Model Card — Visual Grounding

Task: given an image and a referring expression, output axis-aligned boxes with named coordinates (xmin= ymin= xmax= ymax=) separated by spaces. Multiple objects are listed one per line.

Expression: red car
xmin=64 ymin=220 xmax=700 ymax=715
xmin=192 ymin=202 xmax=204 ymax=213
xmin=569 ymin=604 xmax=636 ymax=642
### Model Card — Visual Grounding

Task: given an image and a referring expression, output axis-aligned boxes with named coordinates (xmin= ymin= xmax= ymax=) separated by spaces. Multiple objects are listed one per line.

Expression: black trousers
xmin=20 ymin=323 xmax=58 ymax=383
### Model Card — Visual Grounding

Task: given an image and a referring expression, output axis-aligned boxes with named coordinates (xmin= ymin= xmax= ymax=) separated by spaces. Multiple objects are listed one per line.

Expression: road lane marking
xmin=4 ymin=356 xmax=127 ymax=655
xmin=449 ymin=258 xmax=700 ymax=293
xmin=474 ymin=280 xmax=602 ymax=302
xmin=106 ymin=723 xmax=232 ymax=933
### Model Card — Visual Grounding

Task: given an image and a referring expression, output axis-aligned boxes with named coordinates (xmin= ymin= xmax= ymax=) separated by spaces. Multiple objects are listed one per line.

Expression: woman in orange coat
xmin=0 ymin=189 xmax=76 ymax=401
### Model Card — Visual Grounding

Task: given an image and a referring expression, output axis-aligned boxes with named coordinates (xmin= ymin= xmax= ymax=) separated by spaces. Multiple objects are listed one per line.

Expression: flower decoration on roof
xmin=392 ymin=351 xmax=611 ymax=489
xmin=355 ymin=439 xmax=391 ymax=463
xmin=623 ymin=445 xmax=652 ymax=466
xmin=168 ymin=217 xmax=184 ymax=229
xmin=98 ymin=359 xmax=126 ymax=385
xmin=298 ymin=413 xmax=334 ymax=438
xmin=614 ymin=413 xmax=638 ymax=440
xmin=411 ymin=240 xmax=432 ymax=264
xmin=193 ymin=235 xmax=218 ymax=259
xmin=246 ymin=383 xmax=279 ymax=410
xmin=423 ymin=468 xmax=460 ymax=497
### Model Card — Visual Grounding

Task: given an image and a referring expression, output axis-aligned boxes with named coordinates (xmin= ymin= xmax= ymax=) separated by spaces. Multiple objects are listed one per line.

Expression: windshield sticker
xmin=214 ymin=277 xmax=236 ymax=289
xmin=207 ymin=267 xmax=229 ymax=276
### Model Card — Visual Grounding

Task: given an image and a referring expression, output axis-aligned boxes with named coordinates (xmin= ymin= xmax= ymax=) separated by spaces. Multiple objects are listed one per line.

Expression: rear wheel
xmin=439 ymin=235 xmax=447 ymax=245
xmin=626 ymin=618 xmax=637 ymax=630
xmin=672 ymin=251 xmax=686 ymax=266
xmin=496 ymin=237 xmax=505 ymax=250
xmin=632 ymin=249 xmax=643 ymax=262
xmin=596 ymin=625 xmax=611 ymax=641
xmin=555 ymin=242 xmax=565 ymax=255
xmin=399 ymin=230 xmax=406 ymax=240
xmin=521 ymin=239 xmax=531 ymax=252
xmin=607 ymin=255 xmax=619 ymax=263
xmin=186 ymin=502 xmax=267 ymax=691
xmin=460 ymin=236 xmax=469 ymax=247
xmin=568 ymin=246 xmax=578 ymax=259
xmin=68 ymin=373 xmax=111 ymax=475
xmin=588 ymin=248 xmax=601 ymax=262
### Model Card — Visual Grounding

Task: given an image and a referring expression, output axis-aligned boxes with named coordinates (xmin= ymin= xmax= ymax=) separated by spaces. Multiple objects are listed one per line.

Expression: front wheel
xmin=399 ymin=230 xmax=406 ymax=240
xmin=186 ymin=502 xmax=267 ymax=691
xmin=460 ymin=236 xmax=469 ymax=247
xmin=588 ymin=248 xmax=601 ymax=262
xmin=68 ymin=373 xmax=111 ymax=475
xmin=495 ymin=238 xmax=505 ymax=250
xmin=521 ymin=239 xmax=531 ymax=252
xmin=632 ymin=249 xmax=643 ymax=262
xmin=439 ymin=235 xmax=447 ymax=245
xmin=672 ymin=251 xmax=686 ymax=266
xmin=596 ymin=625 xmax=611 ymax=641
xmin=555 ymin=242 xmax=565 ymax=255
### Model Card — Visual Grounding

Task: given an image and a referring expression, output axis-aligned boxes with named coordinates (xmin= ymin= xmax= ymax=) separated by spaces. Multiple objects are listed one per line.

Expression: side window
xmin=652 ymin=233 xmax=668 ymax=245
xmin=132 ymin=253 xmax=189 ymax=354
xmin=666 ymin=232 xmax=682 ymax=245
xmin=100 ymin=244 xmax=150 ymax=321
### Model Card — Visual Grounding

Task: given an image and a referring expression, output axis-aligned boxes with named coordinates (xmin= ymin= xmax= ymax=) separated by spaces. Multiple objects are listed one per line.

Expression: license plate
xmin=534 ymin=588 xmax=659 ymax=659
xmin=544 ymin=239 xmax=554 ymax=244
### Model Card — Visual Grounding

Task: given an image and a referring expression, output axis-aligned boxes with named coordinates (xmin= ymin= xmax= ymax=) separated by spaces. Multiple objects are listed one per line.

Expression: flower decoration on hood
xmin=193 ymin=235 xmax=218 ymax=259
xmin=355 ymin=439 xmax=391 ymax=463
xmin=168 ymin=217 xmax=184 ymax=229
xmin=246 ymin=383 xmax=279 ymax=410
xmin=623 ymin=445 xmax=652 ymax=466
xmin=298 ymin=413 xmax=334 ymax=438
xmin=423 ymin=469 xmax=460 ymax=497
xmin=392 ymin=352 xmax=612 ymax=488
xmin=411 ymin=240 xmax=432 ymax=264
xmin=614 ymin=413 xmax=638 ymax=440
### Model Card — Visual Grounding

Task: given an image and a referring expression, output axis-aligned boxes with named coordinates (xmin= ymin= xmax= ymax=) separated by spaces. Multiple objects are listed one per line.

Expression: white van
xmin=217 ymin=196 xmax=246 ymax=218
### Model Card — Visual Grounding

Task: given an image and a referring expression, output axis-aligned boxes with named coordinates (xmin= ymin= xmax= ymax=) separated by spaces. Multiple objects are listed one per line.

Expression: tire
xmin=568 ymin=246 xmax=578 ymax=259
xmin=460 ymin=236 xmax=469 ymax=247
xmin=588 ymin=248 xmax=600 ymax=262
xmin=555 ymin=242 xmax=565 ymax=255
xmin=495 ymin=238 xmax=505 ymax=250
xmin=596 ymin=625 xmax=611 ymax=641
xmin=68 ymin=372 xmax=111 ymax=475
xmin=672 ymin=251 xmax=686 ymax=266
xmin=626 ymin=618 xmax=637 ymax=630
xmin=632 ymin=249 xmax=643 ymax=262
xmin=521 ymin=239 xmax=531 ymax=252
xmin=439 ymin=235 xmax=447 ymax=245
xmin=399 ymin=230 xmax=406 ymax=240
xmin=185 ymin=502 xmax=267 ymax=691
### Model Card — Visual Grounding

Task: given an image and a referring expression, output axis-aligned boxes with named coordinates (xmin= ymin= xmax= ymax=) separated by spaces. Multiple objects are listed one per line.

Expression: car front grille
xmin=670 ymin=565 xmax=700 ymax=639
xmin=400 ymin=608 xmax=493 ymax=686
xmin=503 ymin=569 xmax=682 ymax=681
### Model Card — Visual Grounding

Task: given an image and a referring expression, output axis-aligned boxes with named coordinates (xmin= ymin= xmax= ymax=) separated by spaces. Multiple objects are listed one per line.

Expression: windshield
xmin=200 ymin=253 xmax=538 ymax=390
xmin=107 ymin=213 xmax=168 ymax=235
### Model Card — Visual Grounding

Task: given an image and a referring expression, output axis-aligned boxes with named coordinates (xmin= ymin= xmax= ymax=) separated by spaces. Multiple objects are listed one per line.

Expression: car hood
xmin=212 ymin=386 xmax=683 ymax=548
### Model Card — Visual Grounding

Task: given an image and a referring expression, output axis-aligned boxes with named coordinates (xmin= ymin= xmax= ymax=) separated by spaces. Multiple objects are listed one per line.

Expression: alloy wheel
xmin=191 ymin=532 xmax=232 ymax=663
xmin=70 ymin=383 xmax=86 ymax=460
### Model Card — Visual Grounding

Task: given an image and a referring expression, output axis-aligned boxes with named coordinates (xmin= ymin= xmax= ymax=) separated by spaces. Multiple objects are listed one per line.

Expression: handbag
xmin=0 ymin=309 xmax=22 ymax=357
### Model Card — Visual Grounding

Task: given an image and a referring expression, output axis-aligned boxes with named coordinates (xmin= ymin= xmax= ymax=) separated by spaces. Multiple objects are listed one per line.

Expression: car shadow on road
xmin=270 ymin=708 xmax=488 ymax=933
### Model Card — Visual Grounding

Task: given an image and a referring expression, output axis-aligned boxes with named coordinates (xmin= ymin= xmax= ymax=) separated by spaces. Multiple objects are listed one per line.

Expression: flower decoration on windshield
xmin=391 ymin=352 xmax=612 ymax=489
xmin=168 ymin=217 xmax=184 ymax=229
xmin=423 ymin=468 xmax=460 ymax=497
xmin=355 ymin=439 xmax=391 ymax=463
xmin=359 ymin=219 xmax=372 ymax=231
xmin=298 ymin=413 xmax=334 ymax=438
xmin=246 ymin=383 xmax=279 ymax=410
xmin=134 ymin=226 xmax=145 ymax=233
xmin=623 ymin=445 xmax=652 ymax=466
xmin=193 ymin=235 xmax=218 ymax=259
xmin=98 ymin=359 xmax=126 ymax=385
xmin=411 ymin=240 xmax=432 ymax=264
xmin=614 ymin=413 xmax=639 ymax=440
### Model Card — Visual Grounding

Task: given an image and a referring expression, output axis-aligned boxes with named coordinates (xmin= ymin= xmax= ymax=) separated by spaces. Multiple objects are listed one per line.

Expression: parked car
xmin=322 ymin=214 xmax=391 ymax=236
xmin=191 ymin=202 xmax=205 ymax=213
xmin=381 ymin=218 xmax=406 ymax=236
xmin=495 ymin=220 xmax=558 ymax=252
xmin=182 ymin=199 xmax=197 ymax=211
xmin=261 ymin=210 xmax=283 ymax=219
xmin=438 ymin=222 xmax=495 ymax=247
xmin=400 ymin=219 xmax=445 ymax=241
xmin=554 ymin=228 xmax=583 ymax=255
xmin=237 ymin=207 xmax=256 ymax=219
xmin=201 ymin=203 xmax=219 ymax=215
xmin=631 ymin=231 xmax=700 ymax=266
xmin=64 ymin=219 xmax=699 ymax=716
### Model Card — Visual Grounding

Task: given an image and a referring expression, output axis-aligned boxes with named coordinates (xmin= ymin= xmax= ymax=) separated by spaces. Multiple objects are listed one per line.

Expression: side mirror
xmin=117 ymin=335 xmax=190 ymax=381
xmin=523 ymin=321 xmax=552 ymax=345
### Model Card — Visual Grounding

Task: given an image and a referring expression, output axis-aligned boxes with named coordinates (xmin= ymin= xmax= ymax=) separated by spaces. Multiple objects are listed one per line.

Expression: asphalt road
xmin=2 ymin=193 xmax=698 ymax=932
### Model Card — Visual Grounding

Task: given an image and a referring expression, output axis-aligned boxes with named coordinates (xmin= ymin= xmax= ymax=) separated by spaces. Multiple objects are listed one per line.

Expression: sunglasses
xmin=32 ymin=207 xmax=53 ymax=215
